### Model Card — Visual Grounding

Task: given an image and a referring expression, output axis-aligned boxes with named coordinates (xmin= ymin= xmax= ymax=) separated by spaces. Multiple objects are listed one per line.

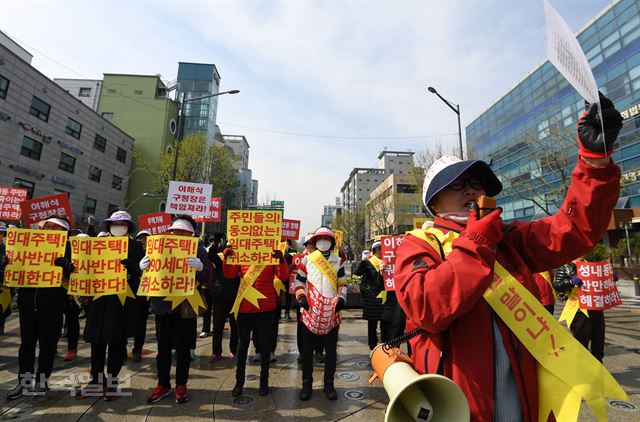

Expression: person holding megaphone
xmin=394 ymin=93 xmax=623 ymax=422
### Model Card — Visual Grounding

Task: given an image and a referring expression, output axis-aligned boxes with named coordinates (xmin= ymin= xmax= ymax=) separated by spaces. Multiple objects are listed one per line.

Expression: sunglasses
xmin=447 ymin=177 xmax=485 ymax=191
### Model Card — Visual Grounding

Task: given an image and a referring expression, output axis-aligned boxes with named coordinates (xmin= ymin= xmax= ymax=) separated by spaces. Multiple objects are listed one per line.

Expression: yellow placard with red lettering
xmin=412 ymin=217 xmax=429 ymax=230
xmin=3 ymin=228 xmax=67 ymax=288
xmin=226 ymin=210 xmax=282 ymax=265
xmin=333 ymin=229 xmax=344 ymax=253
xmin=69 ymin=237 xmax=128 ymax=297
xmin=137 ymin=235 xmax=198 ymax=297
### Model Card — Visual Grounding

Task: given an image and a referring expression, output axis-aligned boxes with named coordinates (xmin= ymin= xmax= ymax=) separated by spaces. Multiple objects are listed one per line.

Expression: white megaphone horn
xmin=369 ymin=344 xmax=470 ymax=422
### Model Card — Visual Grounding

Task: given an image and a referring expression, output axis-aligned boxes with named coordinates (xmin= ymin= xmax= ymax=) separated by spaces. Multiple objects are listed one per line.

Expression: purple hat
xmin=100 ymin=210 xmax=136 ymax=233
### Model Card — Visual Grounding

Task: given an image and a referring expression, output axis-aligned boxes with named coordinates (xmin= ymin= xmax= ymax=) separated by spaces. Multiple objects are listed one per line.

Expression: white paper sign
xmin=544 ymin=0 xmax=599 ymax=105
xmin=165 ymin=181 xmax=213 ymax=217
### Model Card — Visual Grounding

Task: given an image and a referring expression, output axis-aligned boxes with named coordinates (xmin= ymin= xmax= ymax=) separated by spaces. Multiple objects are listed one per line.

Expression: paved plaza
xmin=0 ymin=282 xmax=638 ymax=421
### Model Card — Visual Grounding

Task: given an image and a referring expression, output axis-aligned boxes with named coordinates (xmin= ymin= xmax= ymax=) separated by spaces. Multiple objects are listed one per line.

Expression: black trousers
xmin=235 ymin=312 xmax=273 ymax=382
xmin=18 ymin=307 xmax=63 ymax=385
xmin=295 ymin=306 xmax=324 ymax=355
xmin=367 ymin=319 xmax=390 ymax=350
xmin=300 ymin=323 xmax=339 ymax=385
xmin=570 ymin=310 xmax=605 ymax=362
xmin=270 ymin=306 xmax=281 ymax=354
xmin=155 ymin=313 xmax=196 ymax=387
xmin=201 ymin=290 xmax=214 ymax=333
xmin=64 ymin=299 xmax=80 ymax=351
xmin=90 ymin=341 xmax=124 ymax=385
xmin=131 ymin=299 xmax=149 ymax=354
xmin=211 ymin=299 xmax=238 ymax=355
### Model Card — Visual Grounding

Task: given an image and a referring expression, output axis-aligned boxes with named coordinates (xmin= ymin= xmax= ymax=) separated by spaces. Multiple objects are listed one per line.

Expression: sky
xmin=0 ymin=0 xmax=610 ymax=237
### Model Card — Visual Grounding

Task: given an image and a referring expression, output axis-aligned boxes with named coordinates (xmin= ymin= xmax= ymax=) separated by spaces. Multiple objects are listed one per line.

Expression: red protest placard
xmin=575 ymin=261 xmax=622 ymax=310
xmin=194 ymin=197 xmax=222 ymax=223
xmin=281 ymin=219 xmax=301 ymax=240
xmin=289 ymin=253 xmax=302 ymax=294
xmin=20 ymin=193 xmax=73 ymax=229
xmin=380 ymin=235 xmax=404 ymax=291
xmin=0 ymin=187 xmax=27 ymax=220
xmin=138 ymin=212 xmax=172 ymax=235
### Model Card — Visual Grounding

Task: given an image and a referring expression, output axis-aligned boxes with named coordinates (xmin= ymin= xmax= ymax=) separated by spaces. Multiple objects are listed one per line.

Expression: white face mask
xmin=316 ymin=239 xmax=332 ymax=252
xmin=110 ymin=225 xmax=129 ymax=237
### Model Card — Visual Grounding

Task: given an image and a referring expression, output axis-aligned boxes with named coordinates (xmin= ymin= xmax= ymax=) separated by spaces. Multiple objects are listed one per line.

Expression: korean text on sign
xmin=227 ymin=210 xmax=282 ymax=265
xmin=138 ymin=212 xmax=172 ymax=235
xmin=69 ymin=237 xmax=129 ymax=297
xmin=195 ymin=197 xmax=222 ymax=223
xmin=4 ymin=228 xmax=67 ymax=288
xmin=576 ymin=261 xmax=622 ymax=310
xmin=20 ymin=193 xmax=73 ymax=229
xmin=137 ymin=235 xmax=198 ymax=297
xmin=380 ymin=235 xmax=404 ymax=291
xmin=165 ymin=181 xmax=213 ymax=217
xmin=301 ymin=283 xmax=339 ymax=335
xmin=0 ymin=186 xmax=27 ymax=220
xmin=281 ymin=219 xmax=301 ymax=240
xmin=333 ymin=230 xmax=344 ymax=253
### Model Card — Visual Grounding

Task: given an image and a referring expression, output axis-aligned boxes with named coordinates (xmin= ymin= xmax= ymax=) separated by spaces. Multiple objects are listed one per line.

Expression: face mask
xmin=110 ymin=226 xmax=129 ymax=237
xmin=316 ymin=239 xmax=332 ymax=252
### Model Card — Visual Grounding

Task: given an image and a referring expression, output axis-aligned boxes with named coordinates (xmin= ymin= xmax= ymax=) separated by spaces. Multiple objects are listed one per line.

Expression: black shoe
xmin=31 ymin=382 xmax=49 ymax=396
xmin=6 ymin=383 xmax=26 ymax=400
xmin=299 ymin=383 xmax=312 ymax=401
xmin=323 ymin=384 xmax=337 ymax=401
xmin=259 ymin=380 xmax=269 ymax=396
xmin=232 ymin=382 xmax=244 ymax=397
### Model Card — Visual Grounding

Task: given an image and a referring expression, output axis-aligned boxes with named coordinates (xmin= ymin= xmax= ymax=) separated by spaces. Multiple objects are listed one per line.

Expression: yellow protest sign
xmin=333 ymin=229 xmax=344 ymax=253
xmin=226 ymin=210 xmax=282 ymax=265
xmin=69 ymin=237 xmax=128 ymax=297
xmin=412 ymin=217 xmax=429 ymax=229
xmin=4 ymin=228 xmax=67 ymax=288
xmin=137 ymin=235 xmax=198 ymax=297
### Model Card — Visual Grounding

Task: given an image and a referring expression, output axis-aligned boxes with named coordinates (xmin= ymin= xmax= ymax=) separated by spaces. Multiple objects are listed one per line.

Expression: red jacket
xmin=223 ymin=261 xmax=289 ymax=314
xmin=533 ymin=272 xmax=555 ymax=307
xmin=394 ymin=158 xmax=620 ymax=422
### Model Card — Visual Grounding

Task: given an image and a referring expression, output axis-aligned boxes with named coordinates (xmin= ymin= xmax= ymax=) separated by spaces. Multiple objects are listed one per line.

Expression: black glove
xmin=334 ymin=297 xmax=345 ymax=313
xmin=298 ymin=295 xmax=310 ymax=311
xmin=54 ymin=257 xmax=75 ymax=275
xmin=577 ymin=92 xmax=623 ymax=159
xmin=120 ymin=259 xmax=131 ymax=270
xmin=0 ymin=255 xmax=8 ymax=269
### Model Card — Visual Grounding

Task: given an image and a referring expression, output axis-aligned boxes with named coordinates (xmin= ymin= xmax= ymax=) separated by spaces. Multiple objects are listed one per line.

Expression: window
xmin=29 ymin=96 xmax=50 ymax=121
xmin=66 ymin=118 xmax=82 ymax=139
xmin=116 ymin=147 xmax=127 ymax=163
xmin=14 ymin=178 xmax=34 ymax=199
xmin=54 ymin=189 xmax=70 ymax=199
xmin=20 ymin=136 xmax=42 ymax=160
xmin=85 ymin=197 xmax=97 ymax=214
xmin=58 ymin=153 xmax=76 ymax=173
xmin=108 ymin=204 xmax=119 ymax=215
xmin=101 ymin=112 xmax=114 ymax=122
xmin=112 ymin=175 xmax=123 ymax=190
xmin=0 ymin=74 xmax=9 ymax=99
xmin=94 ymin=134 xmax=107 ymax=152
xmin=89 ymin=165 xmax=102 ymax=183
xmin=78 ymin=87 xmax=92 ymax=97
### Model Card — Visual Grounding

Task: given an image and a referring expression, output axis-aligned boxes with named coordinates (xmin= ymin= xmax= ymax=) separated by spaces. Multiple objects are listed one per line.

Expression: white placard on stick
xmin=166 ymin=181 xmax=213 ymax=217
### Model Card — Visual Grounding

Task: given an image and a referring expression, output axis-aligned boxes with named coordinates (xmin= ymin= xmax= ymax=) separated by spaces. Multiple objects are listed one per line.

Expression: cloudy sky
xmin=0 ymin=0 xmax=609 ymax=236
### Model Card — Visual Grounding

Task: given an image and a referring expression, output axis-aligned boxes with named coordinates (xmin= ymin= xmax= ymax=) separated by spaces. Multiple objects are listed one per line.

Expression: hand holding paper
xmin=577 ymin=93 xmax=623 ymax=159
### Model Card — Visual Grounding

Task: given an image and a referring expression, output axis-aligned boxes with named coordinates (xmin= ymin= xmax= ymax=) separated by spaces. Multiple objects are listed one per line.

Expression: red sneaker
xmin=63 ymin=350 xmax=77 ymax=362
xmin=175 ymin=384 xmax=190 ymax=404
xmin=146 ymin=385 xmax=171 ymax=404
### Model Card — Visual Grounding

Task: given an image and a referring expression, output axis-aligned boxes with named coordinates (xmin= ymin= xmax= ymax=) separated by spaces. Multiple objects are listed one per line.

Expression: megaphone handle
xmin=382 ymin=327 xmax=425 ymax=352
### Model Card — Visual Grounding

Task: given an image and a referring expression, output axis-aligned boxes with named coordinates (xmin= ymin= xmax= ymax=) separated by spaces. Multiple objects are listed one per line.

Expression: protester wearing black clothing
xmin=553 ymin=261 xmax=607 ymax=362
xmin=0 ymin=222 xmax=11 ymax=335
xmin=77 ymin=211 xmax=143 ymax=401
xmin=143 ymin=216 xmax=213 ymax=405
xmin=129 ymin=230 xmax=151 ymax=363
xmin=207 ymin=246 xmax=239 ymax=362
xmin=7 ymin=216 xmax=73 ymax=400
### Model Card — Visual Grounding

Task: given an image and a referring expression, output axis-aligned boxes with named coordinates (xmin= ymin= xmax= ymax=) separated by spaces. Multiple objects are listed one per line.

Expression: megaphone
xmin=369 ymin=344 xmax=470 ymax=422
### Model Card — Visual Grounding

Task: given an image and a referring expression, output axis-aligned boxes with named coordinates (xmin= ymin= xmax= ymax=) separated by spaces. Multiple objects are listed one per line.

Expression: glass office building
xmin=175 ymin=62 xmax=221 ymax=144
xmin=466 ymin=0 xmax=640 ymax=221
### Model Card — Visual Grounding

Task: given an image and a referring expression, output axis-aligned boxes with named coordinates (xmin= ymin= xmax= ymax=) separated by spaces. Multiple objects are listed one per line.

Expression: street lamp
xmin=619 ymin=221 xmax=633 ymax=266
xmin=427 ymin=86 xmax=463 ymax=159
xmin=171 ymin=89 xmax=240 ymax=180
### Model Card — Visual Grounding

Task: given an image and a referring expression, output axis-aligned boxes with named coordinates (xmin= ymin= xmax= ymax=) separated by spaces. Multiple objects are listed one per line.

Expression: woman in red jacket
xmin=222 ymin=248 xmax=289 ymax=397
xmin=394 ymin=94 xmax=622 ymax=422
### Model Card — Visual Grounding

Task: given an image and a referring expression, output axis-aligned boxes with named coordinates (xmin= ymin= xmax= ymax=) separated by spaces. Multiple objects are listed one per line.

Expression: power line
xmin=4 ymin=30 xmax=460 ymax=142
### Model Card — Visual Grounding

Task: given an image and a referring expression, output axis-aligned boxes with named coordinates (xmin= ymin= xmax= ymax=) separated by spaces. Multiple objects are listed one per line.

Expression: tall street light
xmin=171 ymin=89 xmax=240 ymax=180
xmin=427 ymin=86 xmax=463 ymax=159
